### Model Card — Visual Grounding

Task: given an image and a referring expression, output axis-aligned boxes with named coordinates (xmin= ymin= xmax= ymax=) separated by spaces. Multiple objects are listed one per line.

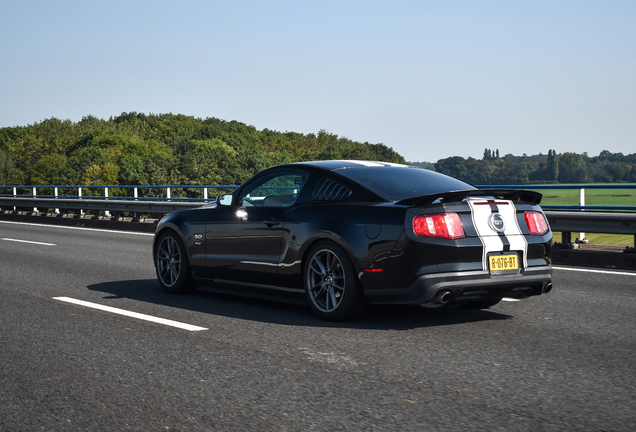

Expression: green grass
xmin=537 ymin=186 xmax=636 ymax=207
xmin=552 ymin=232 xmax=634 ymax=246
xmin=526 ymin=185 xmax=636 ymax=245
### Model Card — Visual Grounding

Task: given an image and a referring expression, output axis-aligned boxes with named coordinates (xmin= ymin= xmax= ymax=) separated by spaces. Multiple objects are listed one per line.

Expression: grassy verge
xmin=528 ymin=185 xmax=635 ymax=245
xmin=552 ymin=231 xmax=634 ymax=246
xmin=537 ymin=185 xmax=636 ymax=207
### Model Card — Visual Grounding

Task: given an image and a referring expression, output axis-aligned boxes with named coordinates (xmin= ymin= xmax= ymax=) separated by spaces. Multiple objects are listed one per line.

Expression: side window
xmin=238 ymin=172 xmax=308 ymax=207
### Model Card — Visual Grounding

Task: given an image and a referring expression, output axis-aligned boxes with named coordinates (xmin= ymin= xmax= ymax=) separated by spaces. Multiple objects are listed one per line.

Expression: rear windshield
xmin=333 ymin=165 xmax=475 ymax=201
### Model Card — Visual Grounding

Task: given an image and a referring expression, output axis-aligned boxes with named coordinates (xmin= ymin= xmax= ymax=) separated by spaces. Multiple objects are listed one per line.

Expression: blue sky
xmin=1 ymin=0 xmax=634 ymax=162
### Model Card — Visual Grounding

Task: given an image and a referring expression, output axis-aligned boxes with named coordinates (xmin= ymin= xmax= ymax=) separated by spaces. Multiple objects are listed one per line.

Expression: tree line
xmin=0 ymin=113 xmax=405 ymax=192
xmin=1 ymin=113 xmax=633 ymax=190
xmin=433 ymin=149 xmax=636 ymax=185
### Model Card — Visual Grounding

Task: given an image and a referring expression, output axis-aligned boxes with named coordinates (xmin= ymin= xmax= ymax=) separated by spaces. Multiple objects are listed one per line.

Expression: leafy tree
xmin=28 ymin=154 xmax=68 ymax=185
xmin=547 ymin=149 xmax=559 ymax=181
xmin=366 ymin=143 xmax=405 ymax=164
xmin=435 ymin=157 xmax=469 ymax=181
xmin=188 ymin=139 xmax=241 ymax=185
xmin=558 ymin=152 xmax=588 ymax=183
xmin=9 ymin=111 xmax=636 ymax=188
xmin=65 ymin=147 xmax=111 ymax=185
xmin=0 ymin=150 xmax=16 ymax=185
xmin=118 ymin=154 xmax=149 ymax=185
xmin=0 ymin=127 xmax=26 ymax=152
xmin=81 ymin=163 xmax=119 ymax=186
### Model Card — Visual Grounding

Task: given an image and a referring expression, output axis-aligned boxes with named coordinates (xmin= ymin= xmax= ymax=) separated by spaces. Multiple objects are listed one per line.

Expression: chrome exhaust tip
xmin=542 ymin=282 xmax=553 ymax=294
xmin=433 ymin=290 xmax=453 ymax=305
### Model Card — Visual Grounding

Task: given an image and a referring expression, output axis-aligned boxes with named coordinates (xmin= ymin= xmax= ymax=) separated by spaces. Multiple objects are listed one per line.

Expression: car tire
xmin=155 ymin=231 xmax=194 ymax=294
xmin=303 ymin=241 xmax=365 ymax=321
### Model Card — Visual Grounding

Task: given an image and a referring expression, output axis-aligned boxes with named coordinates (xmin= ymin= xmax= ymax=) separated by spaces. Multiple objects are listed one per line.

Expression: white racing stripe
xmin=502 ymin=204 xmax=528 ymax=268
xmin=1 ymin=238 xmax=56 ymax=246
xmin=53 ymin=297 xmax=208 ymax=331
xmin=468 ymin=199 xmax=528 ymax=270
xmin=469 ymin=200 xmax=501 ymax=270
xmin=553 ymin=266 xmax=636 ymax=277
xmin=0 ymin=220 xmax=154 ymax=236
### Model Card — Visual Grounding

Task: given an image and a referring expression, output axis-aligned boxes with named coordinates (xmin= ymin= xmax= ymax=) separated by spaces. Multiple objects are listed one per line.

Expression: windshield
xmin=333 ymin=165 xmax=475 ymax=201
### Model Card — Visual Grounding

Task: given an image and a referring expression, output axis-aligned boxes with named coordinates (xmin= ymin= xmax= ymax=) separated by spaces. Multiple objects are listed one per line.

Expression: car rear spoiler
xmin=396 ymin=189 xmax=543 ymax=207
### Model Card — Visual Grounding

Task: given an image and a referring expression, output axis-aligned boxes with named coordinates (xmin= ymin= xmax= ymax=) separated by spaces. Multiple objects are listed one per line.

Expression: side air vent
xmin=311 ymin=178 xmax=352 ymax=201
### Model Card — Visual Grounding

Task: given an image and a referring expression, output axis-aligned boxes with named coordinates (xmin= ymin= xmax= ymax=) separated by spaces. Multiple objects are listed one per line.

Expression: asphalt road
xmin=1 ymin=220 xmax=635 ymax=431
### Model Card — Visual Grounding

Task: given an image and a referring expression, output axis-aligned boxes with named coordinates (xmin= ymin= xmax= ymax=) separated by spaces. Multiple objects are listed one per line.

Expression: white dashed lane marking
xmin=0 ymin=220 xmax=154 ymax=236
xmin=553 ymin=266 xmax=636 ymax=277
xmin=1 ymin=238 xmax=56 ymax=246
xmin=53 ymin=297 xmax=208 ymax=332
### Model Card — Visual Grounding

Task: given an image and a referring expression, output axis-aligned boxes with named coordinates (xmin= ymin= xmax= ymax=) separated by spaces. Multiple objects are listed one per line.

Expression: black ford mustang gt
xmin=153 ymin=160 xmax=553 ymax=320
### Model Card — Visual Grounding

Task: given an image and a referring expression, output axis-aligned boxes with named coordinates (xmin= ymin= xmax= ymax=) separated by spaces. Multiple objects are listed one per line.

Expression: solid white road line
xmin=553 ymin=266 xmax=636 ymax=277
xmin=0 ymin=220 xmax=154 ymax=236
xmin=1 ymin=238 xmax=56 ymax=246
xmin=53 ymin=297 xmax=208 ymax=332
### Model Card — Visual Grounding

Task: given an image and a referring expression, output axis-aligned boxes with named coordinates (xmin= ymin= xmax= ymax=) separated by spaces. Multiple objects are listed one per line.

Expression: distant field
xmin=552 ymin=232 xmax=634 ymax=246
xmin=525 ymin=185 xmax=636 ymax=245
xmin=535 ymin=185 xmax=636 ymax=207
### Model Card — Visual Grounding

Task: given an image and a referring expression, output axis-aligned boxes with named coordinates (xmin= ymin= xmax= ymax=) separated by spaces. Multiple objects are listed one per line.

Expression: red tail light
xmin=413 ymin=213 xmax=466 ymax=239
xmin=525 ymin=211 xmax=549 ymax=235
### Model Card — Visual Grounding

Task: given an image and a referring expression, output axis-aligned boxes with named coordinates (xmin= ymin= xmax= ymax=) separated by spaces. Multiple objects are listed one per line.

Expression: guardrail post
xmin=33 ymin=187 xmax=36 ymax=196
xmin=32 ymin=187 xmax=38 ymax=213
xmin=104 ymin=187 xmax=110 ymax=217
xmin=562 ymin=231 xmax=572 ymax=245
xmin=167 ymin=187 xmax=171 ymax=201
xmin=78 ymin=187 xmax=84 ymax=216
xmin=579 ymin=188 xmax=587 ymax=243
xmin=133 ymin=187 xmax=139 ymax=221
xmin=54 ymin=187 xmax=59 ymax=214
xmin=13 ymin=187 xmax=16 ymax=212
xmin=204 ymin=188 xmax=208 ymax=200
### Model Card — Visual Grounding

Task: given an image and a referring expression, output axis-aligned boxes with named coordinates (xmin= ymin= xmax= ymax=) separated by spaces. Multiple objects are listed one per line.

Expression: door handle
xmin=263 ymin=219 xmax=280 ymax=227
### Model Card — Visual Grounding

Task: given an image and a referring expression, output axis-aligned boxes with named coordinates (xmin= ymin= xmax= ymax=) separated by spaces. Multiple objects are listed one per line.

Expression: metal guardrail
xmin=475 ymin=184 xmax=636 ymax=211
xmin=476 ymin=184 xmax=636 ymax=246
xmin=0 ymin=185 xmax=236 ymax=202
xmin=545 ymin=210 xmax=636 ymax=247
xmin=0 ymin=197 xmax=204 ymax=215
xmin=2 ymin=184 xmax=635 ymax=247
xmin=3 ymin=183 xmax=635 ymax=210
xmin=0 ymin=184 xmax=232 ymax=219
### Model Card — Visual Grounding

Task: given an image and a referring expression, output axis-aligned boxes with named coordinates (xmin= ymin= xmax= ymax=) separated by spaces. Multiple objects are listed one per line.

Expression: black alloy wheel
xmin=303 ymin=241 xmax=365 ymax=321
xmin=155 ymin=231 xmax=194 ymax=294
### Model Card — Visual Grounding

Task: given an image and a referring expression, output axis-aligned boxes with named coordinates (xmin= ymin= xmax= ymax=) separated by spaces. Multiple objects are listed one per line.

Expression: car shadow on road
xmin=86 ymin=279 xmax=513 ymax=330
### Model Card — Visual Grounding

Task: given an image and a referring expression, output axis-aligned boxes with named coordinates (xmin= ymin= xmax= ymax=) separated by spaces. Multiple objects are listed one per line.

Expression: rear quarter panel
xmin=276 ymin=202 xmax=407 ymax=289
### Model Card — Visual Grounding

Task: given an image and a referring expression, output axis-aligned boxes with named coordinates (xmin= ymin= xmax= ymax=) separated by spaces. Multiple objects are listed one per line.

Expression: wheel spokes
xmin=307 ymin=249 xmax=346 ymax=313
xmin=157 ymin=237 xmax=181 ymax=287
xmin=310 ymin=256 xmax=327 ymax=276
xmin=158 ymin=245 xmax=170 ymax=260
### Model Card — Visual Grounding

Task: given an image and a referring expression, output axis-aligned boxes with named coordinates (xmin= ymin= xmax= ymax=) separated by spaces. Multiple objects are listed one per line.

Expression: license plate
xmin=489 ymin=254 xmax=519 ymax=271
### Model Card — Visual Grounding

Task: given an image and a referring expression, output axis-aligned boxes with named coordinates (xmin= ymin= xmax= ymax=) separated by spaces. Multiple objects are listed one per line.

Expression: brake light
xmin=525 ymin=211 xmax=549 ymax=235
xmin=413 ymin=213 xmax=466 ymax=239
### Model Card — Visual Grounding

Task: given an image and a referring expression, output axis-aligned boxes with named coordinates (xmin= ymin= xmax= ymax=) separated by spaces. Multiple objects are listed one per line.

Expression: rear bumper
xmin=364 ymin=265 xmax=553 ymax=305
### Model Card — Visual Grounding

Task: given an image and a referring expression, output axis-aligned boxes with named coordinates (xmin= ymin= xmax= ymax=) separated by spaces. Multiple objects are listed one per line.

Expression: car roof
xmin=274 ymin=160 xmax=474 ymax=202
xmin=291 ymin=160 xmax=409 ymax=171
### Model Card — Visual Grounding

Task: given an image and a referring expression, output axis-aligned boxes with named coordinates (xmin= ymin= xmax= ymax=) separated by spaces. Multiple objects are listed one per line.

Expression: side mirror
xmin=217 ymin=194 xmax=233 ymax=206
